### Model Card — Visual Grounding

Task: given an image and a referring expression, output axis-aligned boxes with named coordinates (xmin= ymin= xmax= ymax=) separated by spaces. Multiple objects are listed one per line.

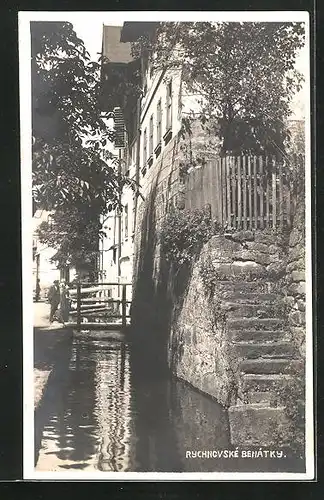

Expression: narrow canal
xmin=35 ymin=333 xmax=304 ymax=473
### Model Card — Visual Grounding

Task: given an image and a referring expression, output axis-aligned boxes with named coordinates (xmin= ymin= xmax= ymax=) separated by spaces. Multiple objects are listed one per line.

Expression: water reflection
xmin=36 ymin=334 xmax=232 ymax=472
xmin=95 ymin=344 xmax=136 ymax=472
xmin=36 ymin=334 xmax=303 ymax=473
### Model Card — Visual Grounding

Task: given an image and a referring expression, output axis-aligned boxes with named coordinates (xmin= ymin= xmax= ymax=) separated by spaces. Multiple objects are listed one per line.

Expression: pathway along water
xmin=35 ymin=333 xmax=305 ymax=473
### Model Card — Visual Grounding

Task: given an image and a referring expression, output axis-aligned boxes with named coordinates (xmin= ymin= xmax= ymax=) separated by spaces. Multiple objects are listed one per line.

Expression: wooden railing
xmin=69 ymin=282 xmax=132 ymax=332
xmin=185 ymin=155 xmax=303 ymax=230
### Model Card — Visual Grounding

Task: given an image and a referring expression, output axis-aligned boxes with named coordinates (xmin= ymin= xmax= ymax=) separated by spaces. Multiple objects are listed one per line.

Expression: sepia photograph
xmin=19 ymin=11 xmax=314 ymax=480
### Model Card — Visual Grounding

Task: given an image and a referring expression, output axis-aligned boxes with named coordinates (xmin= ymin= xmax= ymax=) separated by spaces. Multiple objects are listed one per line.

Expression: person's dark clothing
xmin=48 ymin=284 xmax=60 ymax=322
xmin=35 ymin=281 xmax=41 ymax=302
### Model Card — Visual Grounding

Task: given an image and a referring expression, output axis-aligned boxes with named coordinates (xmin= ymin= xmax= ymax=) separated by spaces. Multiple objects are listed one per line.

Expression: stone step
xmin=240 ymin=358 xmax=301 ymax=375
xmin=236 ymin=400 xmax=268 ymax=408
xmin=222 ymin=292 xmax=278 ymax=304
xmin=246 ymin=391 xmax=272 ymax=405
xmin=228 ymin=317 xmax=284 ymax=330
xmin=228 ymin=404 xmax=289 ymax=446
xmin=230 ymin=329 xmax=290 ymax=343
xmin=242 ymin=373 xmax=293 ymax=393
xmin=217 ymin=281 xmax=275 ymax=294
xmin=234 ymin=341 xmax=297 ymax=359
xmin=224 ymin=302 xmax=279 ymax=318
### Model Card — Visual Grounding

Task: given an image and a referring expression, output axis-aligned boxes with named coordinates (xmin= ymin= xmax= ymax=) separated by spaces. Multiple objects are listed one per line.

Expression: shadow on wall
xmin=130 ymin=130 xmax=206 ymax=379
xmin=131 ymin=179 xmax=170 ymax=378
xmin=131 ymin=198 xmax=195 ymax=380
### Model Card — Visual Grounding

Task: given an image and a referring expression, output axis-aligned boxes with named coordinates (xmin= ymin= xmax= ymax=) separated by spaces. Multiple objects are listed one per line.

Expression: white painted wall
xmin=32 ymin=210 xmax=60 ymax=295
xmin=139 ymin=67 xmax=183 ymax=174
xmin=32 ymin=210 xmax=77 ymax=297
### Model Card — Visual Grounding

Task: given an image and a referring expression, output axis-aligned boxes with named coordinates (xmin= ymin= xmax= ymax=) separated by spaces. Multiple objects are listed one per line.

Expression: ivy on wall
xmin=159 ymin=206 xmax=220 ymax=267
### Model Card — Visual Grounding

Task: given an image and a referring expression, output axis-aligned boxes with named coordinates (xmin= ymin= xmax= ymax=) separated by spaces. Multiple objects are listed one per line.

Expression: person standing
xmin=47 ymin=280 xmax=60 ymax=323
xmin=59 ymin=280 xmax=70 ymax=325
xmin=35 ymin=278 xmax=41 ymax=302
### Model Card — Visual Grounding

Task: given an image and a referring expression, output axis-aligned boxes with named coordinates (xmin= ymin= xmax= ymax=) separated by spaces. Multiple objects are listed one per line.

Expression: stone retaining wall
xmin=284 ymin=201 xmax=306 ymax=356
xmin=168 ymin=230 xmax=289 ymax=408
xmin=132 ymin=131 xmax=306 ymax=406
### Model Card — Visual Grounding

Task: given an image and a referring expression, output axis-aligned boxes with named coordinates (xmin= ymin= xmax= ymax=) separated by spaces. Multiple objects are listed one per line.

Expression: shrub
xmin=159 ymin=206 xmax=218 ymax=267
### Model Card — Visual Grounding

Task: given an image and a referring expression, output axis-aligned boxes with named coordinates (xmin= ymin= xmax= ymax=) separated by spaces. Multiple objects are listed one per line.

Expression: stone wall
xmin=168 ymin=230 xmax=289 ymax=408
xmin=284 ymin=200 xmax=306 ymax=356
xmin=131 ymin=120 xmax=306 ymax=406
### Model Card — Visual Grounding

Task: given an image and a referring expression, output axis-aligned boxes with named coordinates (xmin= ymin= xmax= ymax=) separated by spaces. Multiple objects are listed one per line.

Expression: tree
xmin=31 ymin=22 xmax=133 ymax=270
xmin=133 ymin=22 xmax=305 ymax=156
xmin=37 ymin=206 xmax=102 ymax=270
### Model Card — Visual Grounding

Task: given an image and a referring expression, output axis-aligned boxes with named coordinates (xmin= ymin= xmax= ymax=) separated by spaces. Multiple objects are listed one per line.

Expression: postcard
xmin=19 ymin=10 xmax=314 ymax=480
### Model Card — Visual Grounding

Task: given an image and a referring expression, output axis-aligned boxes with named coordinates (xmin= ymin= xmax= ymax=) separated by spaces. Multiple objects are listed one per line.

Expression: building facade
xmin=100 ymin=23 xmax=210 ymax=292
xmin=100 ymin=21 xmax=306 ymax=304
xmin=32 ymin=210 xmax=61 ymax=298
xmin=33 ymin=209 xmax=78 ymax=298
xmin=98 ymin=25 xmax=139 ymax=300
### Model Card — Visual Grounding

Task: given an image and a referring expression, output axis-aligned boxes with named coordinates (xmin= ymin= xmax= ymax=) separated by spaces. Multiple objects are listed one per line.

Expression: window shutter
xmin=114 ymin=107 xmax=125 ymax=148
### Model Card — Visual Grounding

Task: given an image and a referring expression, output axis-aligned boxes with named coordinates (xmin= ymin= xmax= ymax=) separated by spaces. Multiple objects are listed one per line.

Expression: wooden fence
xmin=69 ymin=282 xmax=132 ymax=332
xmin=185 ymin=155 xmax=303 ymax=230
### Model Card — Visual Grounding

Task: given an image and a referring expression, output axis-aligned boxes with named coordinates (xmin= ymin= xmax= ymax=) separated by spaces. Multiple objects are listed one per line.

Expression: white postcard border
xmin=19 ymin=10 xmax=314 ymax=481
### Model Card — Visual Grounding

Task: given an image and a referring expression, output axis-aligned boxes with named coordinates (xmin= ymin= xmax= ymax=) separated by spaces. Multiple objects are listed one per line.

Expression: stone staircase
xmin=217 ymin=280 xmax=302 ymax=446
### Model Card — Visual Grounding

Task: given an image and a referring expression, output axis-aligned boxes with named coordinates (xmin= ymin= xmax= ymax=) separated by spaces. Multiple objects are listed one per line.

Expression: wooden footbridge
xmin=68 ymin=282 xmax=132 ymax=333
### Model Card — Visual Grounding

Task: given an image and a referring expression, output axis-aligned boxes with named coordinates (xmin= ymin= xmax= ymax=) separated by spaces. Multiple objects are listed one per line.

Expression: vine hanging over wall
xmin=159 ymin=206 xmax=220 ymax=267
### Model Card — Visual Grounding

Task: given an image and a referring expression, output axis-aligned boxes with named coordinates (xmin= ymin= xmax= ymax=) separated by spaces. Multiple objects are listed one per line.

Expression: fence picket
xmin=248 ymin=156 xmax=252 ymax=230
xmin=193 ymin=168 xmax=198 ymax=210
xmin=205 ymin=161 xmax=211 ymax=216
xmin=242 ymin=156 xmax=247 ymax=230
xmin=279 ymin=160 xmax=284 ymax=229
xmin=286 ymin=165 xmax=291 ymax=227
xmin=272 ymin=158 xmax=277 ymax=228
xmin=232 ymin=157 xmax=237 ymax=229
xmin=226 ymin=157 xmax=231 ymax=228
xmin=259 ymin=156 xmax=264 ymax=229
xmin=186 ymin=174 xmax=190 ymax=210
xmin=265 ymin=157 xmax=270 ymax=227
xmin=200 ymin=164 xmax=205 ymax=209
xmin=237 ymin=156 xmax=242 ymax=229
xmin=222 ymin=157 xmax=227 ymax=226
xmin=253 ymin=156 xmax=258 ymax=229
xmin=230 ymin=157 xmax=234 ymax=228
xmin=211 ymin=161 xmax=218 ymax=222
xmin=217 ymin=158 xmax=224 ymax=225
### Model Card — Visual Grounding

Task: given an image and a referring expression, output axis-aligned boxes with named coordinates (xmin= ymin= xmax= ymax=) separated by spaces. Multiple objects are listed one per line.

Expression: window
xmin=124 ymin=204 xmax=128 ymax=239
xmin=143 ymin=128 xmax=147 ymax=166
xmin=149 ymin=114 xmax=154 ymax=159
xmin=166 ymin=80 xmax=172 ymax=131
xmin=132 ymin=205 xmax=136 ymax=235
xmin=121 ymin=210 xmax=124 ymax=242
xmin=156 ymin=99 xmax=162 ymax=146
xmin=130 ymin=142 xmax=136 ymax=165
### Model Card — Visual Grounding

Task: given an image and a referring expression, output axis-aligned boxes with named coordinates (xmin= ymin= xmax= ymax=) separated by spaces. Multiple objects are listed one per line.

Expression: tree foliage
xmin=31 ymin=22 xmax=132 ymax=269
xmin=133 ymin=22 xmax=305 ymax=156
xmin=159 ymin=206 xmax=218 ymax=266
xmin=36 ymin=207 xmax=102 ymax=269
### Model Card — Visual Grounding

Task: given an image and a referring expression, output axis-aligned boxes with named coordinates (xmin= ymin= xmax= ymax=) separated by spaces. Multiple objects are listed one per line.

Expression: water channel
xmin=35 ymin=332 xmax=305 ymax=473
